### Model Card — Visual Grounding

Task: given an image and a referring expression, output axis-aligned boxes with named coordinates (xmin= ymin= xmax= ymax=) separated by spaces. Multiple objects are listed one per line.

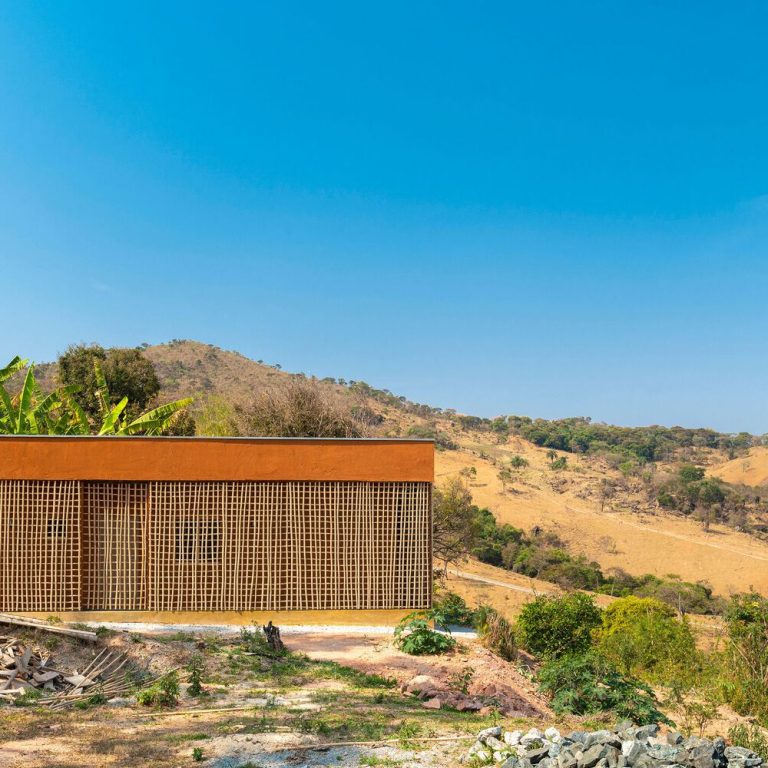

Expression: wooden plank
xmin=0 ymin=613 xmax=97 ymax=641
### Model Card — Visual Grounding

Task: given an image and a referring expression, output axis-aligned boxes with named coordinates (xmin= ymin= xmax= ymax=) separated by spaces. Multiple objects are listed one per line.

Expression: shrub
xmin=137 ymin=671 xmax=180 ymax=707
xmin=394 ymin=613 xmax=456 ymax=655
xmin=721 ymin=593 xmax=768 ymax=724
xmin=537 ymin=651 xmax=672 ymax=725
xmin=474 ymin=605 xmax=517 ymax=661
xmin=595 ymin=596 xmax=699 ymax=683
xmin=432 ymin=591 xmax=476 ymax=627
xmin=517 ymin=593 xmax=602 ymax=659
xmin=187 ymin=654 xmax=205 ymax=696
xmin=237 ymin=379 xmax=369 ymax=437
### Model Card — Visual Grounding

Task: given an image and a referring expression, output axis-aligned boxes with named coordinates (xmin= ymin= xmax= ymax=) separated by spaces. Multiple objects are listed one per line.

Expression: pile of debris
xmin=0 ymin=635 xmax=131 ymax=708
xmin=463 ymin=724 xmax=765 ymax=768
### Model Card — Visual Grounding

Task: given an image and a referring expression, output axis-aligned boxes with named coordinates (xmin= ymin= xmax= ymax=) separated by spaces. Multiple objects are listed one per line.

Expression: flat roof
xmin=0 ymin=435 xmax=434 ymax=482
xmin=0 ymin=434 xmax=433 ymax=443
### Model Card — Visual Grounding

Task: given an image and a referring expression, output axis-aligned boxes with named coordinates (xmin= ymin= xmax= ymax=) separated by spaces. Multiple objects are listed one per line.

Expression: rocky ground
xmin=463 ymin=724 xmax=764 ymax=768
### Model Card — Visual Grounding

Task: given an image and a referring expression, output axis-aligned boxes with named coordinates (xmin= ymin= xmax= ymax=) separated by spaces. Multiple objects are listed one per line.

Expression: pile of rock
xmin=463 ymin=724 xmax=764 ymax=768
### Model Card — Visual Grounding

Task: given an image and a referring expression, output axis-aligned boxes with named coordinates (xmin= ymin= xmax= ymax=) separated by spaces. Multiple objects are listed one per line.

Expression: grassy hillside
xmin=710 ymin=446 xmax=768 ymax=488
xmin=22 ymin=339 xmax=768 ymax=602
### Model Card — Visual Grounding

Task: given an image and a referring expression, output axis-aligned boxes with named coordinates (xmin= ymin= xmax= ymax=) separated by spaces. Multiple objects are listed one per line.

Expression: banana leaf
xmin=0 ymin=356 xmax=27 ymax=384
xmin=118 ymin=397 xmax=193 ymax=435
xmin=98 ymin=396 xmax=129 ymax=435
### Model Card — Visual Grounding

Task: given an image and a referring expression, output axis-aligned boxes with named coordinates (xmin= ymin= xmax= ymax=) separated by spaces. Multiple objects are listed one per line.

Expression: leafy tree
xmin=517 ymin=593 xmax=602 ymax=659
xmin=0 ymin=357 xmax=78 ymax=434
xmin=510 ymin=455 xmax=529 ymax=470
xmin=432 ymin=477 xmax=478 ymax=570
xmin=58 ymin=344 xmax=160 ymax=420
xmin=678 ymin=465 xmax=706 ymax=484
xmin=697 ymin=479 xmax=725 ymax=506
xmin=497 ymin=466 xmax=513 ymax=492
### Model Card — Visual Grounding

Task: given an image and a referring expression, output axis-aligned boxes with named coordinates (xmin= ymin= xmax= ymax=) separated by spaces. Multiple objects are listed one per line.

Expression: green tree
xmin=432 ymin=477 xmax=478 ymax=570
xmin=497 ymin=466 xmax=513 ymax=492
xmin=678 ymin=464 xmax=706 ymax=484
xmin=510 ymin=455 xmax=529 ymax=470
xmin=58 ymin=344 xmax=161 ymax=420
xmin=0 ymin=355 xmax=191 ymax=436
xmin=89 ymin=360 xmax=192 ymax=435
xmin=722 ymin=593 xmax=768 ymax=723
xmin=0 ymin=357 xmax=77 ymax=434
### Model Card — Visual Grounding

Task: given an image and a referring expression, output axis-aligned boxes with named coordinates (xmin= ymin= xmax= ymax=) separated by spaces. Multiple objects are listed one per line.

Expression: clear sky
xmin=2 ymin=3 xmax=767 ymax=433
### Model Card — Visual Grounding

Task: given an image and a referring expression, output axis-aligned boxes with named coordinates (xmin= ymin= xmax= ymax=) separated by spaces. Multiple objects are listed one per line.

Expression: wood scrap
xmin=0 ymin=634 xmax=133 ymax=708
xmin=0 ymin=613 xmax=98 ymax=642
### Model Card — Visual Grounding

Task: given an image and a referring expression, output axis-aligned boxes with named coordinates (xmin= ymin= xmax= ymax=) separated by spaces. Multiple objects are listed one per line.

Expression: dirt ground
xmin=0 ymin=627 xmax=555 ymax=768
xmin=0 ymin=618 xmax=760 ymax=768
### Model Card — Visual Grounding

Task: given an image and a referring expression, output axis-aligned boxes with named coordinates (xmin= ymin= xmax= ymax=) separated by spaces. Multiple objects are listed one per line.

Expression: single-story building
xmin=0 ymin=436 xmax=433 ymax=623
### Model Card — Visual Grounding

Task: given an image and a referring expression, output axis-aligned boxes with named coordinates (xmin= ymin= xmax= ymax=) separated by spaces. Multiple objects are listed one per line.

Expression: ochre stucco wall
xmin=0 ymin=437 xmax=434 ymax=482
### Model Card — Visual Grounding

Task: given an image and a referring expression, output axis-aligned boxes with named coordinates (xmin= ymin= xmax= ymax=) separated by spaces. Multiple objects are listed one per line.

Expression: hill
xmin=710 ymin=446 xmax=768 ymax=488
xmin=18 ymin=339 xmax=768 ymax=605
xmin=144 ymin=341 xmax=768 ymax=602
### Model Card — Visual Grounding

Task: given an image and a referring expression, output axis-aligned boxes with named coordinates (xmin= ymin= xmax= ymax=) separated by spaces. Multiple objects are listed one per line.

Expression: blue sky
xmin=2 ymin=3 xmax=767 ymax=433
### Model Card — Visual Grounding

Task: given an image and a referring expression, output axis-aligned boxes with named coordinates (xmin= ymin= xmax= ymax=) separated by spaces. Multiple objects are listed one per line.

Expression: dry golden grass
xmin=709 ymin=446 xmax=768 ymax=488
xmin=436 ymin=436 xmax=768 ymax=599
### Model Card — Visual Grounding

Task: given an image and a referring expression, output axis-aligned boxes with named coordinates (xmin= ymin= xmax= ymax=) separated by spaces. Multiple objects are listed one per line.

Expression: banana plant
xmin=0 ymin=355 xmax=193 ymax=436
xmin=0 ymin=358 xmax=81 ymax=435
xmin=91 ymin=360 xmax=192 ymax=435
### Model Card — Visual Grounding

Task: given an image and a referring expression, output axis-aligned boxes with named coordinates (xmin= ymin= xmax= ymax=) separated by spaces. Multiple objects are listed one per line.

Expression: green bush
xmin=536 ymin=651 xmax=672 ymax=725
xmin=517 ymin=593 xmax=602 ymax=659
xmin=432 ymin=591 xmax=476 ymax=627
xmin=137 ymin=671 xmax=180 ymax=707
xmin=394 ymin=612 xmax=456 ymax=655
xmin=595 ymin=596 xmax=699 ymax=683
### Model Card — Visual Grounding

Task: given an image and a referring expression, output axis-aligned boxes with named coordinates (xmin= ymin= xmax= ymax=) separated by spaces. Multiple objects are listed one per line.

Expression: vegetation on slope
xmin=0 ymin=354 xmax=192 ymax=436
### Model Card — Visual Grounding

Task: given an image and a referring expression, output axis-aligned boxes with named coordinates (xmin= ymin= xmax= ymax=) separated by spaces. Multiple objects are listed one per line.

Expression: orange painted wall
xmin=0 ymin=436 xmax=434 ymax=482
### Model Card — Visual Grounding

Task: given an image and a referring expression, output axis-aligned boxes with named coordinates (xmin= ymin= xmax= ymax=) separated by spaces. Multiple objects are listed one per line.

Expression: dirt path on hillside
xmin=447 ymin=568 xmax=551 ymax=594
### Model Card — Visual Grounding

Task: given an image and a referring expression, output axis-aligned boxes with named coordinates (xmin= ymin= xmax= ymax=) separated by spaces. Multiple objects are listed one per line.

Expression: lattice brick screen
xmin=146 ymin=481 xmax=431 ymax=611
xmin=0 ymin=480 xmax=81 ymax=611
xmin=0 ymin=480 xmax=431 ymax=612
xmin=82 ymin=482 xmax=148 ymax=610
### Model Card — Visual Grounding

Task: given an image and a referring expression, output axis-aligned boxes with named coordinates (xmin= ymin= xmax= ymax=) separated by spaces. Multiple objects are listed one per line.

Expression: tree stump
xmin=262 ymin=621 xmax=285 ymax=654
